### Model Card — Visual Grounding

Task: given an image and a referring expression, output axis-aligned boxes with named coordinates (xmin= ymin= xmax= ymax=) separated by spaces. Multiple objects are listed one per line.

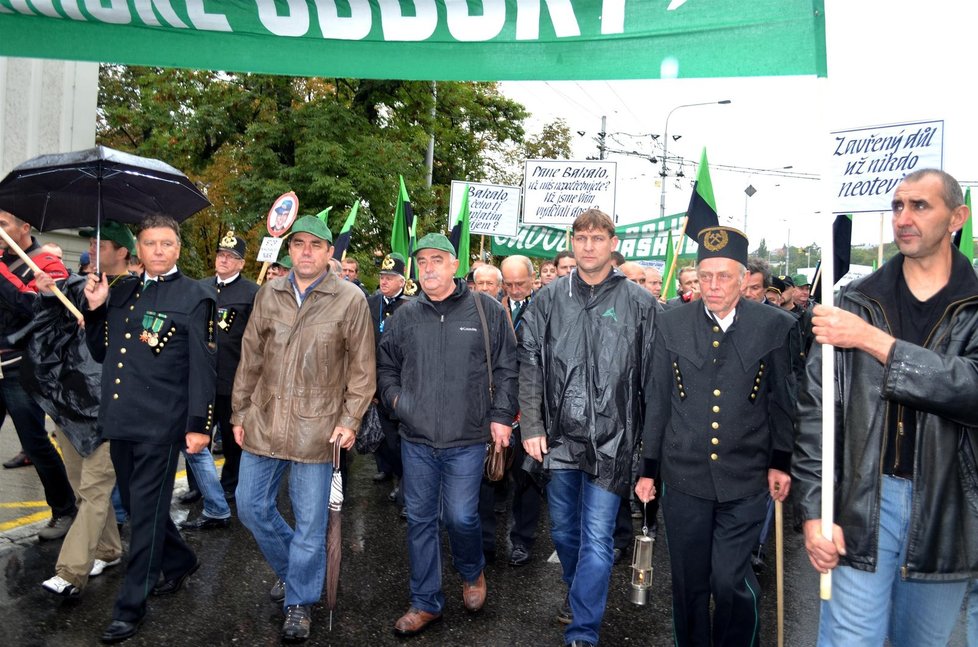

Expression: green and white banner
xmin=492 ymin=212 xmax=698 ymax=261
xmin=0 ymin=1 xmax=826 ymax=81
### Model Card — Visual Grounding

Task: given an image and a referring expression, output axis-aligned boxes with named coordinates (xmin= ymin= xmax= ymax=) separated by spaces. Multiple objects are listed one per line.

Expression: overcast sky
xmin=499 ymin=0 xmax=977 ymax=253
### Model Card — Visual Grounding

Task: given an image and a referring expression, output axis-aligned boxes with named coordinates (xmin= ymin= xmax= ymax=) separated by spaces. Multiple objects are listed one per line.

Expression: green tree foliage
xmin=97 ymin=67 xmax=528 ymax=282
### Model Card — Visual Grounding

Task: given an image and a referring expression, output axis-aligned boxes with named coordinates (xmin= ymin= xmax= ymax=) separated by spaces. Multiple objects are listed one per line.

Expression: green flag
xmin=331 ymin=201 xmax=359 ymax=261
xmin=449 ymin=185 xmax=471 ymax=278
xmin=684 ymin=148 xmax=720 ymax=242
xmin=959 ymin=188 xmax=974 ymax=263
xmin=390 ymin=176 xmax=414 ymax=261
xmin=663 ymin=229 xmax=678 ymax=300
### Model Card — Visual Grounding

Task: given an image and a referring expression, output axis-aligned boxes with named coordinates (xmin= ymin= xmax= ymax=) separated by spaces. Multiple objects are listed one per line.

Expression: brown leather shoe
xmin=393 ymin=607 xmax=442 ymax=636
xmin=462 ymin=571 xmax=486 ymax=612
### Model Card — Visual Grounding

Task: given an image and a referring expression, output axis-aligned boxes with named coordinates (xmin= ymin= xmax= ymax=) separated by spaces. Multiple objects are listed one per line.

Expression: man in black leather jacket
xmin=794 ymin=169 xmax=978 ymax=646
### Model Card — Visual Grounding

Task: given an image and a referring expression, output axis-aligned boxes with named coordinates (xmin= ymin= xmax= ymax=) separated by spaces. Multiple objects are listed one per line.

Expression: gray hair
xmin=902 ymin=168 xmax=965 ymax=209
xmin=473 ymin=264 xmax=502 ymax=283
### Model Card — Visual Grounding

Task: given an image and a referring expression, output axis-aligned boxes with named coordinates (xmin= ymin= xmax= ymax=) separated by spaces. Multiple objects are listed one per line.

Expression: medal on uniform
xmin=141 ymin=311 xmax=167 ymax=347
xmin=217 ymin=307 xmax=229 ymax=330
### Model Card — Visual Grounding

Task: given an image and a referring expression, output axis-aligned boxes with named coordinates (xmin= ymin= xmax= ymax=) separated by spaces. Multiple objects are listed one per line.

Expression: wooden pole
xmin=0 ymin=228 xmax=83 ymax=323
xmin=819 ymin=212 xmax=836 ymax=602
xmin=479 ymin=235 xmax=485 ymax=261
xmin=776 ymin=499 xmax=785 ymax=647
xmin=255 ymin=261 xmax=270 ymax=286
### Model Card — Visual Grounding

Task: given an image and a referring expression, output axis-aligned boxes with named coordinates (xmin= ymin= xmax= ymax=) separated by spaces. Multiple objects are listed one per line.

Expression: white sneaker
xmin=42 ymin=575 xmax=80 ymax=597
xmin=89 ymin=557 xmax=123 ymax=577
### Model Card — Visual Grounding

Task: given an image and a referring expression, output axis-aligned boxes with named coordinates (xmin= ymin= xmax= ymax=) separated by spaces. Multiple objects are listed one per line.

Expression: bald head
xmin=619 ymin=262 xmax=646 ymax=286
xmin=501 ymin=255 xmax=534 ymax=301
xmin=644 ymin=267 xmax=662 ymax=298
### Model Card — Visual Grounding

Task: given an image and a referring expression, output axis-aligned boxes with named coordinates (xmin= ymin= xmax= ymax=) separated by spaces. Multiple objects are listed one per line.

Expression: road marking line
xmin=0 ymin=501 xmax=49 ymax=509
xmin=0 ymin=511 xmax=50 ymax=532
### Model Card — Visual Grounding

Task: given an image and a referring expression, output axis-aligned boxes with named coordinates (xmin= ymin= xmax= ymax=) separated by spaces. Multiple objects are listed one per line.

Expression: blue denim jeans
xmin=547 ymin=468 xmax=621 ymax=645
xmin=818 ymin=475 xmax=968 ymax=647
xmin=236 ymin=451 xmax=332 ymax=608
xmin=183 ymin=447 xmax=231 ymax=519
xmin=401 ymin=439 xmax=485 ymax=614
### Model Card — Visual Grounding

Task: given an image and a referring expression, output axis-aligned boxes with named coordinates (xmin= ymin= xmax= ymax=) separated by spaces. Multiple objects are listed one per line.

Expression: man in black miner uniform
xmin=366 ymin=253 xmax=411 ymax=501
xmin=84 ymin=214 xmax=217 ymax=644
xmin=188 ymin=231 xmax=258 ymax=507
xmin=636 ymin=226 xmax=797 ymax=647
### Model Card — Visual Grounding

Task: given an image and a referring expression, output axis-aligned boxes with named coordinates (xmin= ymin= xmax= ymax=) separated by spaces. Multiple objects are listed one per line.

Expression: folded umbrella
xmin=325 ymin=442 xmax=344 ymax=630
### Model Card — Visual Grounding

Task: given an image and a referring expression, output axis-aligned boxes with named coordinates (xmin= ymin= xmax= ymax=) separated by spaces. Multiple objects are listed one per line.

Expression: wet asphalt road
xmin=0 ymin=447 xmax=969 ymax=646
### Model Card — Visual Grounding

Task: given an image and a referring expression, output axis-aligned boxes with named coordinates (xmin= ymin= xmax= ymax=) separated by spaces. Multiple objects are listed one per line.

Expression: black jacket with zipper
xmin=794 ymin=249 xmax=978 ymax=579
xmin=377 ymin=279 xmax=518 ymax=449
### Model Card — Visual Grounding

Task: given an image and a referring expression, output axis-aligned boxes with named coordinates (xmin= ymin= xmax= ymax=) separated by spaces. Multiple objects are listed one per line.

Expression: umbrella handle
xmin=0 ymin=228 xmax=84 ymax=324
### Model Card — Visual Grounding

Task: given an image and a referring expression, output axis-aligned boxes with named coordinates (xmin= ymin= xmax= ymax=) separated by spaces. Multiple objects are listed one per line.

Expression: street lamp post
xmin=658 ymin=99 xmax=732 ymax=219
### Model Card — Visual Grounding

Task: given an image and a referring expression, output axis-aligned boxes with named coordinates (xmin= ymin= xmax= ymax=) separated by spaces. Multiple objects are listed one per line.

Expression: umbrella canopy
xmin=325 ymin=442 xmax=344 ymax=630
xmin=0 ymin=145 xmax=210 ymax=230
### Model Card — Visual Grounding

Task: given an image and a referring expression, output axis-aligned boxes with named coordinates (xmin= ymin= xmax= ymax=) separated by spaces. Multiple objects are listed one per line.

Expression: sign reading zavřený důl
xmin=522 ymin=159 xmax=617 ymax=227
xmin=0 ymin=1 xmax=827 ymax=81
xmin=830 ymin=120 xmax=943 ymax=214
xmin=449 ymin=181 xmax=521 ymax=237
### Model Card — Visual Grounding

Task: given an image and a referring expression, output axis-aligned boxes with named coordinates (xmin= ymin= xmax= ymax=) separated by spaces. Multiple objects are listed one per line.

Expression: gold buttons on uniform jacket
xmin=712 ymin=405 xmax=720 ymax=413
xmin=117 ymin=362 xmax=124 ymax=368
xmin=712 ymin=326 xmax=720 ymax=333
xmin=713 ymin=389 xmax=721 ymax=397
xmin=711 ymin=422 xmax=719 ymax=430
xmin=114 ymin=378 xmax=120 ymax=384
xmin=113 ymin=394 xmax=119 ymax=400
xmin=120 ymin=348 xmax=126 ymax=354
xmin=712 ymin=340 xmax=720 ymax=348
xmin=710 ymin=453 xmax=718 ymax=461
xmin=125 ymin=333 xmax=131 ymax=339
xmin=711 ymin=437 xmax=719 ymax=445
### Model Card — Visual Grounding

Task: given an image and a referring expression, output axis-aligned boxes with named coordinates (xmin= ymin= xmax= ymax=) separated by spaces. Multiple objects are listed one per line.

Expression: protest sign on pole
xmin=829 ymin=120 xmax=943 ymax=214
xmin=521 ymin=160 xmax=617 ymax=227
xmin=448 ymin=181 xmax=521 ymax=237
xmin=256 ymin=237 xmax=285 ymax=263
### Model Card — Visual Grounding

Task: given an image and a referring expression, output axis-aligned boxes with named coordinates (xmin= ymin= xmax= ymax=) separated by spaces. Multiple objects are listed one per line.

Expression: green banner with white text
xmin=492 ymin=212 xmax=698 ymax=261
xmin=0 ymin=1 xmax=826 ymax=81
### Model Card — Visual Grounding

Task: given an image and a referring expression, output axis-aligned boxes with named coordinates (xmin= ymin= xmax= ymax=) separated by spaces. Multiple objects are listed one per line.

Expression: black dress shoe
xmin=152 ymin=560 xmax=200 ymax=596
xmin=372 ymin=471 xmax=392 ymax=482
xmin=223 ymin=489 xmax=236 ymax=503
xmin=100 ymin=619 xmax=140 ymax=644
xmin=178 ymin=489 xmax=201 ymax=504
xmin=179 ymin=515 xmax=230 ymax=531
xmin=509 ymin=544 xmax=531 ymax=567
xmin=2 ymin=450 xmax=31 ymax=469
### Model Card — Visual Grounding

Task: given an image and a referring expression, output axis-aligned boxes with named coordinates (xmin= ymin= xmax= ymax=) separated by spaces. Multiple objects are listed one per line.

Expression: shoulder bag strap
xmin=472 ymin=291 xmax=494 ymax=398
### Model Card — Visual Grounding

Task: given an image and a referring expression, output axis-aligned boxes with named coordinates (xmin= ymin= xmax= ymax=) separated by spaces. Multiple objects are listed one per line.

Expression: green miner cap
xmin=290 ymin=215 xmax=333 ymax=243
xmin=273 ymin=254 xmax=292 ymax=270
xmin=78 ymin=220 xmax=136 ymax=255
xmin=792 ymin=273 xmax=811 ymax=287
xmin=412 ymin=233 xmax=456 ymax=257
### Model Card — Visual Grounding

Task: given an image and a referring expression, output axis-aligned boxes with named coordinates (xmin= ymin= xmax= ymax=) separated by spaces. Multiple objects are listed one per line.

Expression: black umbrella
xmin=0 ymin=145 xmax=210 ymax=231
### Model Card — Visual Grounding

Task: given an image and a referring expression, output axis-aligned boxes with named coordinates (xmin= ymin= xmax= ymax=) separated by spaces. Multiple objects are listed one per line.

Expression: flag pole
xmin=479 ymin=235 xmax=485 ymax=261
xmin=663 ymin=216 xmax=690 ymax=299
xmin=0 ymin=228 xmax=83 ymax=323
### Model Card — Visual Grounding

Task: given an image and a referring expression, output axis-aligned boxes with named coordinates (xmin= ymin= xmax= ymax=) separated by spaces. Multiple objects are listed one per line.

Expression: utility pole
xmin=425 ymin=81 xmax=436 ymax=188
xmin=598 ymin=115 xmax=607 ymax=160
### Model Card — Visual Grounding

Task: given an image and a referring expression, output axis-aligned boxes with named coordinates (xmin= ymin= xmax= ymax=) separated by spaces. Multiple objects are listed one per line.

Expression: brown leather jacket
xmin=230 ymin=271 xmax=375 ymax=463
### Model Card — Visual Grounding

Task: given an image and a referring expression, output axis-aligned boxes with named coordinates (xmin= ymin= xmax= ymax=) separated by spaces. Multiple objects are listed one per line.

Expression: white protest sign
xmin=521 ymin=159 xmax=617 ymax=226
xmin=256 ymin=237 xmax=285 ymax=263
xmin=830 ymin=120 xmax=943 ymax=214
xmin=448 ymin=181 xmax=521 ymax=237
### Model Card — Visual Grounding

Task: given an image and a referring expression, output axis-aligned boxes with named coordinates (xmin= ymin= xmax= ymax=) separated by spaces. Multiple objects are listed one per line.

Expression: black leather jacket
xmin=794 ymin=250 xmax=978 ymax=580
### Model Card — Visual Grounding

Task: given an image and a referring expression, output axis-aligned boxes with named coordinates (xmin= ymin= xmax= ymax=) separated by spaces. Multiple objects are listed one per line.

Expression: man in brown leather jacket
xmin=231 ymin=214 xmax=374 ymax=643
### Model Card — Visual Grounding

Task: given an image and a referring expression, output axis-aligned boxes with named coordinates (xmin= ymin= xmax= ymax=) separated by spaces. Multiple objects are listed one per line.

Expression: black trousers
xmin=110 ymin=438 xmax=197 ymax=623
xmin=1 ymin=367 xmax=76 ymax=518
xmin=662 ymin=484 xmax=768 ymax=647
xmin=374 ymin=404 xmax=402 ymax=479
xmin=215 ymin=394 xmax=240 ymax=493
xmin=508 ymin=432 xmax=542 ymax=550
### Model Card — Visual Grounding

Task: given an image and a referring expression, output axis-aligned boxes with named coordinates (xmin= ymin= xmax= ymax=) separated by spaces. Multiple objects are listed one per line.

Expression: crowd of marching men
xmin=3 ymin=167 xmax=978 ymax=646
